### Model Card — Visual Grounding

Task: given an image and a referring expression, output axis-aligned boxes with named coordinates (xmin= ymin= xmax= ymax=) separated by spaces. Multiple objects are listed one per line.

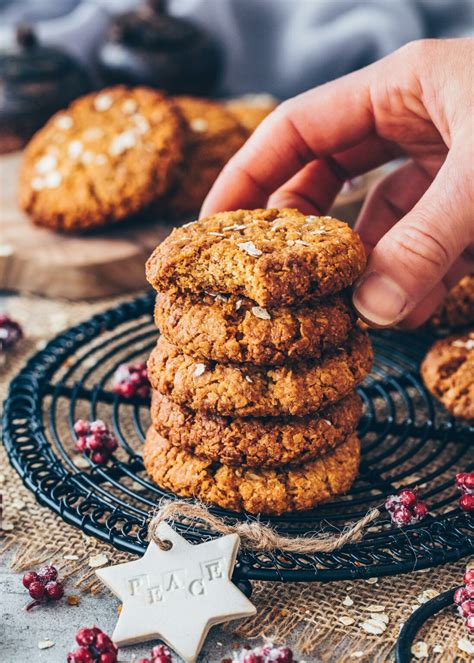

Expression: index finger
xmin=201 ymin=65 xmax=375 ymax=216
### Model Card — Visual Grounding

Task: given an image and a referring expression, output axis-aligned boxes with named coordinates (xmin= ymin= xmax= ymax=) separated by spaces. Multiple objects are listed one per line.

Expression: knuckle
xmin=389 ymin=223 xmax=452 ymax=276
xmin=398 ymin=39 xmax=436 ymax=64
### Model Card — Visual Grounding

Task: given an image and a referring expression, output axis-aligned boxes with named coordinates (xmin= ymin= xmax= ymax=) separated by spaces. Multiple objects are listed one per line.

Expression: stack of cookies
xmin=144 ymin=208 xmax=373 ymax=515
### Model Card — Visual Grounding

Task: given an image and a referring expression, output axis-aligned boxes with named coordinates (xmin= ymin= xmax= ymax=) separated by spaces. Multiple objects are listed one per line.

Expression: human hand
xmin=201 ymin=39 xmax=474 ymax=328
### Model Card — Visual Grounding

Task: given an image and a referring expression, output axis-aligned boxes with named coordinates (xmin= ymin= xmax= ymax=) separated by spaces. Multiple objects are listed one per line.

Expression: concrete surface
xmin=1 ymin=552 xmax=264 ymax=663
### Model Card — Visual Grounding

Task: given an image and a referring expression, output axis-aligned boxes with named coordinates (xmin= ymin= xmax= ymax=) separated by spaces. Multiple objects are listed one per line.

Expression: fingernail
xmin=352 ymin=271 xmax=408 ymax=327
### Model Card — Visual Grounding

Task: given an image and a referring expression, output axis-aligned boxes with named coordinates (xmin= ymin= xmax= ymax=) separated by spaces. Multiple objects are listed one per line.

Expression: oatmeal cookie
xmin=429 ymin=274 xmax=474 ymax=330
xmin=155 ymin=96 xmax=249 ymax=218
xmin=146 ymin=208 xmax=366 ymax=307
xmin=421 ymin=330 xmax=474 ymax=421
xmin=154 ymin=289 xmax=357 ymax=365
xmin=143 ymin=427 xmax=361 ymax=515
xmin=150 ymin=390 xmax=362 ymax=467
xmin=147 ymin=325 xmax=372 ymax=417
xmin=225 ymin=93 xmax=278 ymax=132
xmin=19 ymin=86 xmax=184 ymax=231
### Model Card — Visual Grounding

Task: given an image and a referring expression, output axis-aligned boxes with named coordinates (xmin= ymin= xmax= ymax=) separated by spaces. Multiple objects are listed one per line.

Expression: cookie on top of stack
xmin=144 ymin=208 xmax=373 ymax=515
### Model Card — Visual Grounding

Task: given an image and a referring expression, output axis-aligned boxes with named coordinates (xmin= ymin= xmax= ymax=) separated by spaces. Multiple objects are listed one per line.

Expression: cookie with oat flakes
xmin=150 ymin=389 xmax=362 ymax=468
xmin=146 ymin=209 xmax=366 ymax=307
xmin=428 ymin=274 xmax=474 ymax=330
xmin=225 ymin=93 xmax=278 ymax=132
xmin=19 ymin=86 xmax=184 ymax=231
xmin=143 ymin=426 xmax=361 ymax=515
xmin=421 ymin=330 xmax=474 ymax=421
xmin=154 ymin=289 xmax=357 ymax=365
xmin=147 ymin=325 xmax=372 ymax=417
xmin=152 ymin=96 xmax=249 ymax=219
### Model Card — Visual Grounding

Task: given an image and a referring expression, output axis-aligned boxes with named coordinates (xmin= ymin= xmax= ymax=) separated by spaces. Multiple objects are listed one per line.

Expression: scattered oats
xmin=411 ymin=641 xmax=428 ymax=659
xmin=453 ymin=339 xmax=474 ymax=350
xmin=193 ymin=363 xmax=206 ymax=377
xmin=36 ymin=339 xmax=47 ymax=350
xmin=88 ymin=553 xmax=109 ymax=568
xmin=1 ymin=522 xmax=14 ymax=531
xmin=223 ymin=224 xmax=247 ymax=231
xmin=361 ymin=619 xmax=386 ymax=635
xmin=68 ymin=140 xmax=83 ymax=158
xmin=55 ymin=114 xmax=73 ymax=130
xmin=458 ymin=639 xmax=474 ymax=655
xmin=245 ymin=375 xmax=253 ymax=383
xmin=251 ymin=306 xmax=271 ymax=320
xmin=417 ymin=589 xmax=438 ymax=603
xmin=306 ymin=215 xmax=317 ymax=220
xmin=13 ymin=499 xmax=26 ymax=510
xmin=31 ymin=177 xmax=44 ymax=191
xmin=235 ymin=299 xmax=243 ymax=311
xmin=132 ymin=114 xmax=150 ymax=134
xmin=44 ymin=171 xmax=62 ymax=189
xmin=365 ymin=577 xmax=378 ymax=584
xmin=342 ymin=595 xmax=354 ymax=607
xmin=237 ymin=241 xmax=262 ymax=257
xmin=182 ymin=221 xmax=196 ymax=228
xmin=190 ymin=117 xmax=209 ymax=132
xmin=287 ymin=239 xmax=295 ymax=246
xmin=350 ymin=653 xmax=363 ymax=659
xmin=209 ymin=232 xmax=225 ymax=237
xmin=363 ymin=604 xmax=385 ymax=612
xmin=67 ymin=595 xmax=80 ymax=606
xmin=64 ymin=554 xmax=79 ymax=561
xmin=81 ymin=151 xmax=94 ymax=165
xmin=122 ymin=98 xmax=138 ymax=114
xmin=323 ymin=215 xmax=332 ymax=219
xmin=35 ymin=153 xmax=57 ymax=173
xmin=338 ymin=616 xmax=355 ymax=626
xmin=38 ymin=640 xmax=55 ymax=650
xmin=109 ymin=130 xmax=137 ymax=155
xmin=322 ymin=419 xmax=332 ymax=426
xmin=370 ymin=612 xmax=389 ymax=624
xmin=295 ymin=239 xmax=310 ymax=246
xmin=73 ymin=454 xmax=89 ymax=469
xmin=95 ymin=154 xmax=107 ymax=165
xmin=0 ymin=244 xmax=13 ymax=257
xmin=83 ymin=127 xmax=104 ymax=141
xmin=432 ymin=644 xmax=443 ymax=654
xmin=94 ymin=93 xmax=113 ymax=111
xmin=310 ymin=230 xmax=327 ymax=235
xmin=214 ymin=294 xmax=228 ymax=302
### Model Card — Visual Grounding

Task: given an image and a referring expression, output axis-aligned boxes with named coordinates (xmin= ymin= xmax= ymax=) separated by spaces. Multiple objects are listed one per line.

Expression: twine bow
xmin=149 ymin=499 xmax=381 ymax=553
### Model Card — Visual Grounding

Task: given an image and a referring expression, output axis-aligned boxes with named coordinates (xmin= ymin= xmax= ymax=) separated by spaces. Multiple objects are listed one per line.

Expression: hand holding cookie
xmin=202 ymin=38 xmax=474 ymax=330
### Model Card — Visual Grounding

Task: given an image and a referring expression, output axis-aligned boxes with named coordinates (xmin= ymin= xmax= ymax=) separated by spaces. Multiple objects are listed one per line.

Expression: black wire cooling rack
xmin=2 ymin=291 xmax=473 ymax=584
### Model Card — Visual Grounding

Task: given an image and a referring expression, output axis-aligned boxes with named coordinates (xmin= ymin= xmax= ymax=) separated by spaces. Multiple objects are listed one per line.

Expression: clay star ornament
xmin=95 ymin=522 xmax=256 ymax=662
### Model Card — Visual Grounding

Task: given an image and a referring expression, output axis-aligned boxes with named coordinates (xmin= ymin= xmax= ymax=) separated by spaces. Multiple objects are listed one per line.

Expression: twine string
xmin=149 ymin=500 xmax=381 ymax=553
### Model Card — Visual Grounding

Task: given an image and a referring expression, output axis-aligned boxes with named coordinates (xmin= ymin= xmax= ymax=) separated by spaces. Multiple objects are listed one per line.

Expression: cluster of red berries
xmin=454 ymin=569 xmax=474 ymax=633
xmin=0 ymin=314 xmax=23 ymax=352
xmin=456 ymin=471 xmax=474 ymax=512
xmin=22 ymin=564 xmax=64 ymax=610
xmin=73 ymin=419 xmax=118 ymax=465
xmin=112 ymin=362 xmax=150 ymax=399
xmin=67 ymin=626 xmax=118 ymax=663
xmin=236 ymin=645 xmax=296 ymax=663
xmin=137 ymin=644 xmax=173 ymax=663
xmin=385 ymin=488 xmax=428 ymax=526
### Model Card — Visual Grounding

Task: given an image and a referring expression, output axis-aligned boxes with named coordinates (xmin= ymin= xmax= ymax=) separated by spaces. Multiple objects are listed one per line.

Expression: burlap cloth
xmin=1 ymin=294 xmax=473 ymax=662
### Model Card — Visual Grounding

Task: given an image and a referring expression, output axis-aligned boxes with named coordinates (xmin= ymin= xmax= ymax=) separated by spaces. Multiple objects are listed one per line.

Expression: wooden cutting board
xmin=0 ymin=152 xmax=175 ymax=300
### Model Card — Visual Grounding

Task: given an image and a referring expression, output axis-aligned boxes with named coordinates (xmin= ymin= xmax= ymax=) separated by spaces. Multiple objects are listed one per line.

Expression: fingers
xmin=201 ymin=66 xmax=375 ymax=216
xmin=267 ymin=135 xmax=399 ymax=213
xmin=353 ymin=145 xmax=474 ymax=327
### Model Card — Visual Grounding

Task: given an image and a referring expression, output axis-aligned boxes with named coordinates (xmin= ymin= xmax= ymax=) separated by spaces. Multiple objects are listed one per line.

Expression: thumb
xmin=353 ymin=147 xmax=474 ymax=327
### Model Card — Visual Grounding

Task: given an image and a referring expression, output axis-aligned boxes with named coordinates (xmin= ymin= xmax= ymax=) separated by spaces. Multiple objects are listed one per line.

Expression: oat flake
xmin=363 ymin=604 xmax=385 ymax=612
xmin=209 ymin=232 xmax=225 ymax=237
xmin=411 ymin=641 xmax=429 ymax=659
xmin=55 ymin=114 xmax=73 ymax=130
xmin=365 ymin=577 xmax=378 ymax=584
xmin=190 ymin=117 xmax=209 ymax=132
xmin=64 ymin=554 xmax=79 ymax=561
xmin=361 ymin=619 xmax=386 ymax=635
xmin=35 ymin=154 xmax=57 ymax=173
xmin=44 ymin=171 xmax=62 ymax=189
xmin=193 ymin=363 xmax=206 ymax=377
xmin=94 ymin=93 xmax=113 ymax=111
xmin=350 ymin=653 xmax=363 ymax=659
xmin=235 ymin=299 xmax=243 ymax=311
xmin=251 ymin=306 xmax=271 ymax=320
xmin=458 ymin=638 xmax=474 ymax=655
xmin=338 ymin=616 xmax=355 ymax=626
xmin=237 ymin=241 xmax=262 ymax=257
xmin=109 ymin=130 xmax=137 ymax=156
xmin=68 ymin=140 xmax=83 ymax=158
xmin=89 ymin=553 xmax=109 ymax=568
xmin=245 ymin=376 xmax=253 ymax=383
xmin=122 ymin=98 xmax=138 ymax=114
xmin=38 ymin=640 xmax=55 ymax=650
xmin=342 ymin=595 xmax=354 ymax=607
xmin=223 ymin=224 xmax=247 ymax=231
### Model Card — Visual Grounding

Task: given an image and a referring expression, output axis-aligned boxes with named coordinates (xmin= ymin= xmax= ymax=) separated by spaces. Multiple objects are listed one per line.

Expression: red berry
xmin=37 ymin=564 xmax=58 ymax=583
xmin=455 ymin=587 xmax=468 ymax=605
xmin=74 ymin=420 xmax=90 ymax=435
xmin=384 ymin=495 xmax=399 ymax=512
xmin=464 ymin=569 xmax=474 ymax=584
xmin=91 ymin=451 xmax=109 ymax=464
xmin=243 ymin=655 xmax=261 ymax=663
xmin=137 ymin=660 xmax=151 ymax=663
xmin=75 ymin=437 xmax=87 ymax=453
xmin=22 ymin=571 xmax=38 ymax=588
xmin=104 ymin=435 xmax=118 ymax=452
xmin=463 ymin=473 xmax=474 ymax=494
xmin=112 ymin=362 xmax=150 ymax=399
xmin=87 ymin=434 xmax=103 ymax=451
xmin=412 ymin=502 xmax=428 ymax=519
xmin=0 ymin=314 xmax=23 ymax=351
xmin=275 ymin=647 xmax=295 ymax=662
xmin=67 ymin=647 xmax=94 ymax=663
xmin=99 ymin=653 xmax=117 ymax=663
xmin=465 ymin=582 xmax=474 ymax=599
xmin=459 ymin=600 xmax=474 ymax=617
xmin=96 ymin=632 xmax=115 ymax=652
xmin=459 ymin=493 xmax=474 ymax=512
xmin=466 ymin=614 xmax=474 ymax=632
xmin=398 ymin=489 xmax=417 ymax=508
xmin=90 ymin=420 xmax=107 ymax=434
xmin=28 ymin=580 xmax=46 ymax=600
xmin=76 ymin=627 xmax=96 ymax=647
xmin=151 ymin=644 xmax=172 ymax=662
xmin=45 ymin=580 xmax=64 ymax=601
xmin=392 ymin=505 xmax=413 ymax=525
